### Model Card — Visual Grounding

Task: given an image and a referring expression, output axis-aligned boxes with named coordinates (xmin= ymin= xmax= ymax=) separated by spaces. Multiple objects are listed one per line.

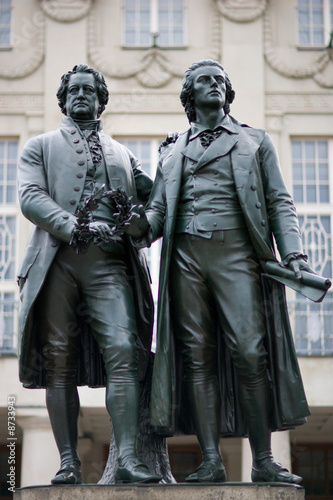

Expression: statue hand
xmin=88 ymin=221 xmax=114 ymax=241
xmin=124 ymin=205 xmax=149 ymax=238
xmin=287 ymin=256 xmax=316 ymax=280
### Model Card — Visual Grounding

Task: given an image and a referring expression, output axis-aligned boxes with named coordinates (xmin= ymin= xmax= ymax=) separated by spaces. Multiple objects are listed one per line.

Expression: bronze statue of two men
xmin=18 ymin=60 xmax=315 ymax=485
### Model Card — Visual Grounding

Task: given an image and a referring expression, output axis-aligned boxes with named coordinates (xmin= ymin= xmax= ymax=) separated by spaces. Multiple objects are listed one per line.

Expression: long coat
xmin=18 ymin=117 xmax=153 ymax=389
xmin=146 ymin=115 xmax=310 ymax=437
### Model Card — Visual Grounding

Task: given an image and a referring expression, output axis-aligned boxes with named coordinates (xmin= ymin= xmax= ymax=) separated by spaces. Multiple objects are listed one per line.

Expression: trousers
xmin=36 ymin=243 xmax=140 ymax=468
xmin=169 ymin=229 xmax=272 ymax=464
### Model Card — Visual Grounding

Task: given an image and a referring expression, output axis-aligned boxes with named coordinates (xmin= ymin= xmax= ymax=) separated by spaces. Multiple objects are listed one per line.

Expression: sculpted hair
xmin=56 ymin=64 xmax=109 ymax=118
xmin=180 ymin=59 xmax=235 ymax=123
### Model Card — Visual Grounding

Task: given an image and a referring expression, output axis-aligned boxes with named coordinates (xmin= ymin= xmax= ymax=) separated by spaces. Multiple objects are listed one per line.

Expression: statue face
xmin=191 ymin=66 xmax=226 ymax=113
xmin=65 ymin=72 xmax=99 ymax=120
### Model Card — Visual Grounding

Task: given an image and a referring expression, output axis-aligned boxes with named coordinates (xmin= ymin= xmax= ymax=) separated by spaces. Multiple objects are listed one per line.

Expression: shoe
xmin=115 ymin=457 xmax=162 ymax=484
xmin=51 ymin=464 xmax=82 ymax=484
xmin=185 ymin=460 xmax=227 ymax=483
xmin=251 ymin=460 xmax=302 ymax=484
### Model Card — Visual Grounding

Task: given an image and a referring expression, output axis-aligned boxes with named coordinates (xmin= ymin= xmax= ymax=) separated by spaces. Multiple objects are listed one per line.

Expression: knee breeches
xmin=37 ymin=244 xmax=138 ymax=387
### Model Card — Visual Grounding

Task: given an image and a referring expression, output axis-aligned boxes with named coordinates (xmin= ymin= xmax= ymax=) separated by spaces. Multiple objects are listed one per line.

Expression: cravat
xmin=198 ymin=127 xmax=223 ymax=149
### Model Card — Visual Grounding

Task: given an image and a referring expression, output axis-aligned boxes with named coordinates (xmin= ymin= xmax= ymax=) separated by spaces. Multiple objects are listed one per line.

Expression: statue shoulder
xmin=227 ymin=116 xmax=266 ymax=148
xmin=158 ymin=132 xmax=180 ymax=155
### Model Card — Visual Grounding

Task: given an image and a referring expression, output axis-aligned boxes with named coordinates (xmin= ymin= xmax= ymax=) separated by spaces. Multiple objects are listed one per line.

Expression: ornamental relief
xmin=87 ymin=5 xmax=221 ymax=89
xmin=214 ymin=0 xmax=268 ymax=23
xmin=263 ymin=2 xmax=333 ymax=88
xmin=39 ymin=0 xmax=92 ymax=23
xmin=0 ymin=9 xmax=45 ymax=79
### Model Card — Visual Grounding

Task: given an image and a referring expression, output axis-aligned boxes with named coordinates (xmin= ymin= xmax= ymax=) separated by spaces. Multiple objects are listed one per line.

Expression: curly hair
xmin=180 ymin=59 xmax=235 ymax=123
xmin=56 ymin=64 xmax=109 ymax=118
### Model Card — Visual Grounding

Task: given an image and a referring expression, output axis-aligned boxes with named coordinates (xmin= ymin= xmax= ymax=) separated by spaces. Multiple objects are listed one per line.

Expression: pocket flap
xmin=17 ymin=246 xmax=41 ymax=279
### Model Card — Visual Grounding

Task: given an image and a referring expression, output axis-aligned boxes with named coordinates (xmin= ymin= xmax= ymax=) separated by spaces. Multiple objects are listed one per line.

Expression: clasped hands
xmin=88 ymin=205 xmax=149 ymax=241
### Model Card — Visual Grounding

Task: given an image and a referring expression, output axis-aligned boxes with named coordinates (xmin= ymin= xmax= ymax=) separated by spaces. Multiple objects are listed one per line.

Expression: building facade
xmin=0 ymin=0 xmax=332 ymax=497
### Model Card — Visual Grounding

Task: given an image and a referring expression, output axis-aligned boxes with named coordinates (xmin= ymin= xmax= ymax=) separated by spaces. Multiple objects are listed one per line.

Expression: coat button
xmin=213 ymin=222 xmax=217 ymax=227
xmin=74 ymin=186 xmax=80 ymax=192
xmin=261 ymin=220 xmax=266 ymax=226
xmin=77 ymin=160 xmax=85 ymax=166
xmin=70 ymin=129 xmax=76 ymax=134
xmin=70 ymin=199 xmax=76 ymax=205
xmin=256 ymin=202 xmax=261 ymax=208
xmin=54 ymin=224 xmax=61 ymax=230
xmin=51 ymin=240 xmax=58 ymax=247
xmin=76 ymin=148 xmax=83 ymax=154
xmin=251 ymin=185 xmax=257 ymax=191
xmin=73 ymin=139 xmax=79 ymax=144
xmin=76 ymin=172 xmax=83 ymax=178
xmin=62 ymin=214 xmax=69 ymax=219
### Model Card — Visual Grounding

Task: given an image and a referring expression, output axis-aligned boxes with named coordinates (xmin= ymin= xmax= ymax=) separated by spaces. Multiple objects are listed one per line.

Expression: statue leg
xmin=37 ymin=251 xmax=82 ymax=484
xmin=83 ymin=250 xmax=161 ymax=483
xmin=207 ymin=228 xmax=302 ymax=484
xmin=170 ymin=235 xmax=226 ymax=483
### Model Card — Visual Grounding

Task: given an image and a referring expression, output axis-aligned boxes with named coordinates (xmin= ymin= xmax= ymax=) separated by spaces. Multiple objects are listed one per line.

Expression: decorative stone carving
xmin=40 ymin=0 xmax=92 ymax=22
xmin=0 ymin=93 xmax=44 ymax=112
xmin=215 ymin=0 xmax=268 ymax=23
xmin=263 ymin=3 xmax=333 ymax=88
xmin=0 ymin=11 xmax=45 ymax=79
xmin=265 ymin=92 xmax=333 ymax=114
xmin=87 ymin=4 xmax=221 ymax=89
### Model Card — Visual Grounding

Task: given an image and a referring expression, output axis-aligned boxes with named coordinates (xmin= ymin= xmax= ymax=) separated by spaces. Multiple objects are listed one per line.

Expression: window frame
xmin=121 ymin=0 xmax=187 ymax=49
xmin=0 ymin=137 xmax=19 ymax=356
xmin=289 ymin=136 xmax=333 ymax=357
xmin=0 ymin=0 xmax=12 ymax=49
xmin=296 ymin=0 xmax=333 ymax=49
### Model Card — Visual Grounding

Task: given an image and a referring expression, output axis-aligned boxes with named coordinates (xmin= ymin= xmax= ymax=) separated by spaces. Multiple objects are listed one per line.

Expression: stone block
xmin=14 ymin=483 xmax=305 ymax=500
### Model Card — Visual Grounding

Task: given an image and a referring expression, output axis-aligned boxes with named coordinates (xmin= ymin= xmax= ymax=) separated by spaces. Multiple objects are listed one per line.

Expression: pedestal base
xmin=14 ymin=483 xmax=304 ymax=500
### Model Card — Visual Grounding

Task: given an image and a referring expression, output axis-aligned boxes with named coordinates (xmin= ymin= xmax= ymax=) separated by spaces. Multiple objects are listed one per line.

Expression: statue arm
xmin=129 ymin=152 xmax=153 ymax=205
xmin=259 ymin=132 xmax=303 ymax=260
xmin=18 ymin=137 xmax=77 ymax=243
xmin=145 ymin=162 xmax=167 ymax=244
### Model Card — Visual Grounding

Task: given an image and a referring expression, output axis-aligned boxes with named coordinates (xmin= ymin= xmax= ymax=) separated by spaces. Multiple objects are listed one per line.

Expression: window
xmin=0 ymin=292 xmax=18 ymax=353
xmin=297 ymin=0 xmax=333 ymax=47
xmin=123 ymin=0 xmax=185 ymax=47
xmin=289 ymin=138 xmax=333 ymax=356
xmin=292 ymin=140 xmax=329 ymax=204
xmin=0 ymin=139 xmax=18 ymax=204
xmin=0 ymin=138 xmax=19 ymax=355
xmin=0 ymin=0 xmax=12 ymax=48
xmin=0 ymin=215 xmax=16 ymax=281
xmin=293 ymin=444 xmax=333 ymax=497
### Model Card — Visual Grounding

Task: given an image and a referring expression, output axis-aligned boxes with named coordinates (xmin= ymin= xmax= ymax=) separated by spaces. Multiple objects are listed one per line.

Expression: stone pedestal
xmin=14 ymin=483 xmax=304 ymax=500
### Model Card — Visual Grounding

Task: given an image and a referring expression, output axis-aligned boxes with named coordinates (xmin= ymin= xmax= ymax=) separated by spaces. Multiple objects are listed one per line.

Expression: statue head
xmin=180 ymin=59 xmax=235 ymax=123
xmin=56 ymin=64 xmax=109 ymax=119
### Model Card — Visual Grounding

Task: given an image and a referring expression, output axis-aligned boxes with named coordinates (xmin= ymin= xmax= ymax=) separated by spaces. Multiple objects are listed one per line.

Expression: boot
xmin=239 ymin=378 xmax=302 ymax=484
xmin=46 ymin=385 xmax=82 ymax=484
xmin=184 ymin=376 xmax=226 ymax=483
xmin=106 ymin=377 xmax=161 ymax=483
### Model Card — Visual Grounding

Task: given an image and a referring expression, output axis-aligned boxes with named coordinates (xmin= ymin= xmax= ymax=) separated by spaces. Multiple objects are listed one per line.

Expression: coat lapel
xmin=183 ymin=131 xmax=238 ymax=174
